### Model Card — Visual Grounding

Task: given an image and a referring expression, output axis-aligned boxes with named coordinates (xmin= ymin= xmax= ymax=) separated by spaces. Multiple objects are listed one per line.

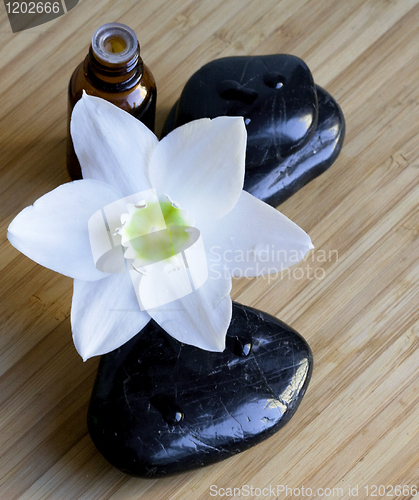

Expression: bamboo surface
xmin=1 ymin=0 xmax=419 ymax=499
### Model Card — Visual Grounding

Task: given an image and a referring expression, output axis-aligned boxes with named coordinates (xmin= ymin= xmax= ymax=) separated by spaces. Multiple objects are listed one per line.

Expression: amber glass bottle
xmin=67 ymin=23 xmax=156 ymax=180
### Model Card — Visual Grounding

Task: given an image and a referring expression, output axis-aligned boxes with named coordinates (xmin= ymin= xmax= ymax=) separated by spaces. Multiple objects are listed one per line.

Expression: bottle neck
xmin=86 ymin=44 xmax=143 ymax=92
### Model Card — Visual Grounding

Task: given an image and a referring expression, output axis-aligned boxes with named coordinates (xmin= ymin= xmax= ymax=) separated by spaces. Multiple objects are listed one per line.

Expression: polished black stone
xmin=243 ymin=85 xmax=345 ymax=206
xmin=162 ymin=55 xmax=345 ymax=207
xmin=88 ymin=303 xmax=313 ymax=477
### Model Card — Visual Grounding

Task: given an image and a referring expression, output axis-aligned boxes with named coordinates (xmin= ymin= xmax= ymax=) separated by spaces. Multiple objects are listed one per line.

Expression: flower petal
xmin=71 ymin=93 xmax=158 ymax=196
xmin=149 ymin=117 xmax=246 ymax=225
xmin=202 ymin=190 xmax=314 ymax=277
xmin=7 ymin=180 xmax=122 ymax=281
xmin=139 ymin=256 xmax=232 ymax=351
xmin=72 ymin=273 xmax=151 ymax=361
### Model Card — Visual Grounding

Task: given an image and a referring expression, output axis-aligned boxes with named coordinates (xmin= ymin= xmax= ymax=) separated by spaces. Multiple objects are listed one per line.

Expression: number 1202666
xmin=5 ymin=2 xmax=61 ymax=14
xmin=364 ymin=484 xmax=418 ymax=497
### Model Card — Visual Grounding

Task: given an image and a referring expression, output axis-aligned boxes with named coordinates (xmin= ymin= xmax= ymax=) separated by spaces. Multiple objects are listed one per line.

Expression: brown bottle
xmin=67 ymin=23 xmax=156 ymax=180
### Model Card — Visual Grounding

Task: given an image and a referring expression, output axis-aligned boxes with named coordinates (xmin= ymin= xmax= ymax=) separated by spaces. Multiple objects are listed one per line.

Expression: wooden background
xmin=1 ymin=0 xmax=419 ymax=498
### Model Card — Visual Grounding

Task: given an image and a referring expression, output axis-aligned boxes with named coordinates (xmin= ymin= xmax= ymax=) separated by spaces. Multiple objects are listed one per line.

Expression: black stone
xmin=162 ymin=55 xmax=345 ymax=207
xmin=88 ymin=303 xmax=313 ymax=477
xmin=243 ymin=85 xmax=345 ymax=207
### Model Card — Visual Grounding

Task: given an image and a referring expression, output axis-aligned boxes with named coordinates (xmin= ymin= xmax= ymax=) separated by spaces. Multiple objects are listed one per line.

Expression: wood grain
xmin=1 ymin=0 xmax=419 ymax=498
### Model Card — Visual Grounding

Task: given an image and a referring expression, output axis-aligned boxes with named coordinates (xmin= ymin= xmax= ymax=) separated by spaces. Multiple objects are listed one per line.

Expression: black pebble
xmin=88 ymin=303 xmax=313 ymax=477
xmin=162 ymin=54 xmax=345 ymax=207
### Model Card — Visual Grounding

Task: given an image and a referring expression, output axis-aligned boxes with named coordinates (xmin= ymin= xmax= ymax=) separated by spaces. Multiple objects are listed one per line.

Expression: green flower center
xmin=123 ymin=201 xmax=192 ymax=265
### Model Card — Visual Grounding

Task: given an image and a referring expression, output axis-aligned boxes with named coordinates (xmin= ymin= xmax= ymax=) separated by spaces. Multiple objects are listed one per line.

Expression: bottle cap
xmin=92 ymin=23 xmax=138 ymax=65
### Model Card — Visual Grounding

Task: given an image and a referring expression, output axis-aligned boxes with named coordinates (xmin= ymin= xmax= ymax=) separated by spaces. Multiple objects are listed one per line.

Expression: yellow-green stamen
xmin=121 ymin=200 xmax=191 ymax=265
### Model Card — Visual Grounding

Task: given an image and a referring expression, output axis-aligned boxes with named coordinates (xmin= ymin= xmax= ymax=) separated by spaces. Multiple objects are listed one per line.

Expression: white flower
xmin=7 ymin=94 xmax=313 ymax=361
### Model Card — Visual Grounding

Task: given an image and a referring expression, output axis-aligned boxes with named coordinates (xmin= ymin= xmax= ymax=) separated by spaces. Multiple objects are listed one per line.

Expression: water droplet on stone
xmin=150 ymin=394 xmax=185 ymax=425
xmin=226 ymin=334 xmax=253 ymax=357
